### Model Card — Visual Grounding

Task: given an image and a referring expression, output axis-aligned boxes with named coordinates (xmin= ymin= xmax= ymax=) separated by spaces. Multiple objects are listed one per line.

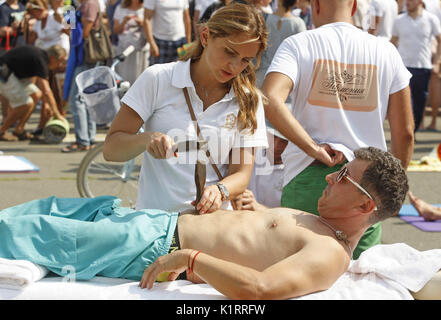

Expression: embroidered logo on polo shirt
xmin=308 ymin=59 xmax=378 ymax=112
xmin=222 ymin=113 xmax=237 ymax=129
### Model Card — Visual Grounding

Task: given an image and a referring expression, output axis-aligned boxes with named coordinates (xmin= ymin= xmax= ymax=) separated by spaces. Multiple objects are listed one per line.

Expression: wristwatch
xmin=216 ymin=183 xmax=229 ymax=201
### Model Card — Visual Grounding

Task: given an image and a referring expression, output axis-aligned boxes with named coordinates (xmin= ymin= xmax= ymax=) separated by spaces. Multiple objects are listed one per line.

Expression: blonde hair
xmin=180 ymin=3 xmax=268 ymax=133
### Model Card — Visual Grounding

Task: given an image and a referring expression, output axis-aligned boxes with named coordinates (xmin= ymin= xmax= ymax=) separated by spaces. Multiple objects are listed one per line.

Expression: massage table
xmin=1 ymin=243 xmax=440 ymax=300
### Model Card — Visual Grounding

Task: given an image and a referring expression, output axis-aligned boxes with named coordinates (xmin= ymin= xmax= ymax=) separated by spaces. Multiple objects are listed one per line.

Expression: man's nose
xmin=325 ymin=172 xmax=337 ymax=185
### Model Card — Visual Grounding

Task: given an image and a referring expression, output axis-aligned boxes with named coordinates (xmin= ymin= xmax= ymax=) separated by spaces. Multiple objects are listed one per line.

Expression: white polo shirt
xmin=392 ymin=10 xmax=441 ymax=69
xmin=121 ymin=59 xmax=268 ymax=211
xmin=266 ymin=22 xmax=411 ymax=186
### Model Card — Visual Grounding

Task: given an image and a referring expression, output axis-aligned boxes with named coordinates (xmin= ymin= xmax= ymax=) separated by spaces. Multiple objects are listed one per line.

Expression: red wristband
xmin=190 ymin=250 xmax=201 ymax=272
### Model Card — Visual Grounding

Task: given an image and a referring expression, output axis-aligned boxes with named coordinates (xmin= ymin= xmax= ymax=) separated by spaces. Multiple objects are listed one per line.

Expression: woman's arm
xmin=113 ymin=16 xmax=131 ymax=35
xmin=143 ymin=8 xmax=159 ymax=57
xmin=196 ymin=147 xmax=254 ymax=214
xmin=103 ymin=104 xmax=176 ymax=162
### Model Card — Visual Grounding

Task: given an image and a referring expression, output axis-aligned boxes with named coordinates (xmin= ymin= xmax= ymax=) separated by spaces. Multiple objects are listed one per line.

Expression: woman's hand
xmin=150 ymin=41 xmax=160 ymax=57
xmin=194 ymin=184 xmax=223 ymax=214
xmin=139 ymin=250 xmax=190 ymax=290
xmin=146 ymin=132 xmax=177 ymax=159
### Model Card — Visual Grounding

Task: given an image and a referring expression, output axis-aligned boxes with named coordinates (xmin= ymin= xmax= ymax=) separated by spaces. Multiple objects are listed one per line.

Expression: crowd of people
xmin=0 ymin=0 xmax=440 ymax=299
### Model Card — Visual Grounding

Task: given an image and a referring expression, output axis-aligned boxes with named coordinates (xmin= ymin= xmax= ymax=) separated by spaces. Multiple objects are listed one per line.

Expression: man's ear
xmin=359 ymin=198 xmax=376 ymax=215
xmin=351 ymin=0 xmax=358 ymax=17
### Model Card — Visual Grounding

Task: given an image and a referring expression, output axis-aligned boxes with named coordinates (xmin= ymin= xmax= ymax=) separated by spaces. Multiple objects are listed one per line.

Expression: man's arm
xmin=387 ymin=86 xmax=414 ymax=169
xmin=432 ymin=34 xmax=441 ymax=75
xmin=140 ymin=244 xmax=348 ymax=300
xmin=36 ymin=77 xmax=64 ymax=120
xmin=261 ymin=72 xmax=342 ymax=166
xmin=390 ymin=36 xmax=399 ymax=48
xmin=368 ymin=15 xmax=381 ymax=35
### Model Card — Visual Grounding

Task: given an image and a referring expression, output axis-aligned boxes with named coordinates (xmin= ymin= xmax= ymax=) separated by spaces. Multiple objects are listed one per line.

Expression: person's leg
xmin=408 ymin=68 xmax=431 ymax=132
xmin=64 ymin=64 xmax=95 ymax=150
xmin=408 ymin=191 xmax=441 ymax=221
xmin=12 ymin=89 xmax=42 ymax=137
xmin=281 ymin=163 xmax=382 ymax=259
xmin=0 ymin=196 xmax=178 ymax=281
xmin=427 ymin=71 xmax=441 ymax=130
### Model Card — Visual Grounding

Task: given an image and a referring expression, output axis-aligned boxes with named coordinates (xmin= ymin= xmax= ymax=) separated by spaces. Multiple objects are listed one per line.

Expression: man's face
xmin=406 ymin=0 xmax=422 ymax=12
xmin=48 ymin=54 xmax=67 ymax=71
xmin=318 ymin=159 xmax=371 ymax=217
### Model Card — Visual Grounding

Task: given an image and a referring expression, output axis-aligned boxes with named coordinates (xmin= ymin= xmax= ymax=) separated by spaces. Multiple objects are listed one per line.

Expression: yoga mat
xmin=399 ymin=216 xmax=441 ymax=232
xmin=399 ymin=204 xmax=441 ymax=217
xmin=0 ymin=155 xmax=40 ymax=173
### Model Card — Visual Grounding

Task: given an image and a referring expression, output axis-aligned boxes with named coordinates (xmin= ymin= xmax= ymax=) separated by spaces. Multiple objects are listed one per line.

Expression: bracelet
xmin=189 ymin=250 xmax=201 ymax=272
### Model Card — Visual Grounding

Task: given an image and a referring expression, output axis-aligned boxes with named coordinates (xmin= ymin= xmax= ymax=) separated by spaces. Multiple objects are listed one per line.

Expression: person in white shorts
xmin=103 ymin=4 xmax=269 ymax=213
xmin=261 ymin=0 xmax=414 ymax=259
xmin=0 ymin=45 xmax=66 ymax=141
xmin=391 ymin=0 xmax=441 ymax=133
xmin=368 ymin=0 xmax=398 ymax=40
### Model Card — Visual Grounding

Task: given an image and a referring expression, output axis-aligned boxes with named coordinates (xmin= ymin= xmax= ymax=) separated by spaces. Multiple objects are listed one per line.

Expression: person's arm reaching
xmin=387 ymin=86 xmax=414 ymax=169
xmin=103 ymin=104 xmax=177 ymax=162
xmin=36 ymin=77 xmax=64 ymax=120
xmin=262 ymin=72 xmax=343 ymax=167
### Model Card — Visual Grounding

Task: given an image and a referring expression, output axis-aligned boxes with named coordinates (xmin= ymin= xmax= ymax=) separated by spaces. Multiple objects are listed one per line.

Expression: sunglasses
xmin=336 ymin=166 xmax=375 ymax=202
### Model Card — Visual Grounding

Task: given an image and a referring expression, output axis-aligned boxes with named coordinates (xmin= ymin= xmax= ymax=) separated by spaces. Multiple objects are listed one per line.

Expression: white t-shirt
xmin=392 ymin=10 xmax=441 ymax=69
xmin=266 ymin=22 xmax=412 ymax=186
xmin=369 ymin=0 xmax=398 ymax=39
xmin=424 ymin=0 xmax=441 ymax=23
xmin=121 ymin=59 xmax=268 ymax=211
xmin=194 ymin=0 xmax=216 ymax=17
xmin=33 ymin=11 xmax=70 ymax=55
xmin=144 ymin=0 xmax=189 ymax=41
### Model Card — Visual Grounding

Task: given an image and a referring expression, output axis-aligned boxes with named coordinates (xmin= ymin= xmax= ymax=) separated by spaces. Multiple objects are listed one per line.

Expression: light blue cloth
xmin=0 ymin=196 xmax=178 ymax=281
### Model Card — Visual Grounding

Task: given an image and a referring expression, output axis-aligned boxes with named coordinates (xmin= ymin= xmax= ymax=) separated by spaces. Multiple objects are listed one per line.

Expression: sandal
xmin=0 ymin=131 xmax=19 ymax=141
xmin=12 ymin=130 xmax=35 ymax=141
xmin=61 ymin=143 xmax=89 ymax=153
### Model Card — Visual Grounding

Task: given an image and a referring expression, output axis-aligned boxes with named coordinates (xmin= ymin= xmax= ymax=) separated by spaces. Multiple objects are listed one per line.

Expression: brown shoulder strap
xmin=183 ymin=87 xmax=224 ymax=181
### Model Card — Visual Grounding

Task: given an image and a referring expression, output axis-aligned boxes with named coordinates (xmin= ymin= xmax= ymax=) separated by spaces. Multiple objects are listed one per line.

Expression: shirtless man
xmin=139 ymin=147 xmax=408 ymax=299
xmin=0 ymin=147 xmax=408 ymax=300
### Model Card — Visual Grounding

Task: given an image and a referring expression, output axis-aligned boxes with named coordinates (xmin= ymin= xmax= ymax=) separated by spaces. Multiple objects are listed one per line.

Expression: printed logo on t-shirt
xmin=308 ymin=59 xmax=378 ymax=112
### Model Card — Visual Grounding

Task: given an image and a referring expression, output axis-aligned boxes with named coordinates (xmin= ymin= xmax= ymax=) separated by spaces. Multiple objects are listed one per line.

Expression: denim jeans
xmin=407 ymin=67 xmax=432 ymax=131
xmin=68 ymin=63 xmax=96 ymax=146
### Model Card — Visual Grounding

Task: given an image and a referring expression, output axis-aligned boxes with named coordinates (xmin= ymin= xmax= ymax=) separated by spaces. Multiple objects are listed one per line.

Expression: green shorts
xmin=281 ymin=163 xmax=381 ymax=260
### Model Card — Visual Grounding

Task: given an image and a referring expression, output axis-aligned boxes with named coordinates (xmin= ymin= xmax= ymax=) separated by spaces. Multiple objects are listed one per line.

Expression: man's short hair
xmin=45 ymin=45 xmax=66 ymax=60
xmin=354 ymin=147 xmax=409 ymax=224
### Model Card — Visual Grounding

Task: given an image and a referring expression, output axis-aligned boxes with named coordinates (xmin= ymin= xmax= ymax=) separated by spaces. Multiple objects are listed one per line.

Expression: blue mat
xmin=399 ymin=204 xmax=441 ymax=216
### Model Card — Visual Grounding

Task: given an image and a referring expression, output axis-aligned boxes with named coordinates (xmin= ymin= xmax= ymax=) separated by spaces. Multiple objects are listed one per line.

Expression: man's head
xmin=46 ymin=45 xmax=67 ymax=71
xmin=406 ymin=0 xmax=423 ymax=13
xmin=310 ymin=0 xmax=357 ymax=27
xmin=318 ymin=147 xmax=408 ymax=225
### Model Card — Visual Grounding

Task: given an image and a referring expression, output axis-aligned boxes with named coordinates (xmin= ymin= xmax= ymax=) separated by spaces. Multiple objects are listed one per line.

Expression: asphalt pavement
xmin=1 ymin=109 xmax=440 ymax=251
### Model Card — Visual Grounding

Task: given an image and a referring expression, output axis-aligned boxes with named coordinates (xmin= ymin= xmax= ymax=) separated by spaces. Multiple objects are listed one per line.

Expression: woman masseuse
xmin=103 ymin=3 xmax=269 ymax=213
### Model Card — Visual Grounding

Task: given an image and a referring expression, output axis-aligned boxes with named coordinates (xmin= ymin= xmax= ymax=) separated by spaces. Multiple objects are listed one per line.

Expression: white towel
xmin=348 ymin=243 xmax=441 ymax=293
xmin=0 ymin=258 xmax=49 ymax=290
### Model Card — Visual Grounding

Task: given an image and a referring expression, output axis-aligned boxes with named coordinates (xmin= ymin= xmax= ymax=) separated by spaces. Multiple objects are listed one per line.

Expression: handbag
xmin=183 ymin=88 xmax=238 ymax=210
xmin=83 ymin=12 xmax=113 ymax=64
